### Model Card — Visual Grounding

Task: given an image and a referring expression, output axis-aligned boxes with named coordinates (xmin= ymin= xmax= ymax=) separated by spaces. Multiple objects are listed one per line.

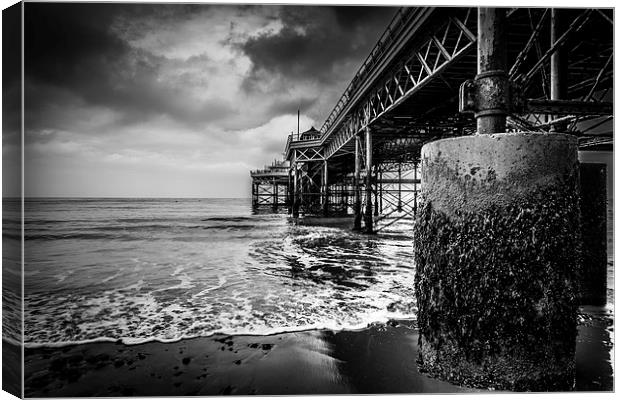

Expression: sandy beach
xmin=23 ymin=312 xmax=613 ymax=396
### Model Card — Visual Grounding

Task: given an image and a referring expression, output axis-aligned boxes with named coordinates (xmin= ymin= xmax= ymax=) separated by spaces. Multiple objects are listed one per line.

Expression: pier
xmin=251 ymin=6 xmax=613 ymax=391
xmin=250 ymin=160 xmax=290 ymax=213
xmin=251 ymin=7 xmax=611 ymax=230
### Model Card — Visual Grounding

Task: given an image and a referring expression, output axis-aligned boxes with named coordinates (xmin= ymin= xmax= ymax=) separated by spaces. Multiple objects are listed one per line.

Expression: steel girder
xmin=322 ymin=8 xmax=476 ymax=160
xmin=504 ymin=8 xmax=613 ymax=140
xmin=293 ymin=148 xmax=324 ymax=163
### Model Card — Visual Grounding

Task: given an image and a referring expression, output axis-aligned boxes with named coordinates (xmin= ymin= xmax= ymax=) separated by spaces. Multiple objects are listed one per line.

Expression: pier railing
xmin=318 ymin=7 xmax=418 ymax=136
xmin=250 ymin=159 xmax=290 ymax=177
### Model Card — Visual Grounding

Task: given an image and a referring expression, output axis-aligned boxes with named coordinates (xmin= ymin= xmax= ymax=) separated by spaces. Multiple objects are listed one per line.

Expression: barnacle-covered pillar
xmin=414 ymin=133 xmax=580 ymax=390
xmin=415 ymin=8 xmax=580 ymax=391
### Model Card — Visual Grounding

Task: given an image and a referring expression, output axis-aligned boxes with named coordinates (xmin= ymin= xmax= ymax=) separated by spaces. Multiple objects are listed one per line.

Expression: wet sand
xmin=23 ymin=313 xmax=613 ymax=396
xmin=23 ymin=320 xmax=475 ymax=396
xmin=575 ymin=305 xmax=614 ymax=391
xmin=2 ymin=340 xmax=21 ymax=397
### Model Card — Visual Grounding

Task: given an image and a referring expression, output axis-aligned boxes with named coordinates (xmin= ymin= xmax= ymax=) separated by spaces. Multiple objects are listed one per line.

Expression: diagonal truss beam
xmin=323 ymin=9 xmax=476 ymax=159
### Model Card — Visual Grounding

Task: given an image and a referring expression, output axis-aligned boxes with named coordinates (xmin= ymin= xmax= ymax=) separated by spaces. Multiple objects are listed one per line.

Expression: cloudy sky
xmin=17 ymin=2 xmax=396 ymax=198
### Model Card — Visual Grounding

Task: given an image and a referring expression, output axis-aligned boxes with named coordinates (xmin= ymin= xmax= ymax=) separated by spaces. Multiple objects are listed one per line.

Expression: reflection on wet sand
xmin=24 ymin=320 xmax=472 ymax=396
xmin=576 ymin=305 xmax=614 ymax=390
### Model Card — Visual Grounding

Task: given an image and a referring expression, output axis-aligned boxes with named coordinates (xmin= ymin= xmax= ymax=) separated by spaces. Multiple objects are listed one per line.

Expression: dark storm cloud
xmin=24 ymin=3 xmax=397 ymax=132
xmin=3 ymin=3 xmax=23 ymax=143
xmin=24 ymin=3 xmax=234 ymax=130
xmin=20 ymin=3 xmax=400 ymax=197
xmin=240 ymin=6 xmax=397 ymax=86
xmin=25 ymin=3 xmax=126 ymax=87
xmin=24 ymin=3 xmax=202 ymax=85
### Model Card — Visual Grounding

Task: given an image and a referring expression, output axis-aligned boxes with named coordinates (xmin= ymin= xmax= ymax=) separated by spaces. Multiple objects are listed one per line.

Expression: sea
xmin=2 ymin=197 xmax=614 ymax=350
xmin=17 ymin=198 xmax=418 ymax=347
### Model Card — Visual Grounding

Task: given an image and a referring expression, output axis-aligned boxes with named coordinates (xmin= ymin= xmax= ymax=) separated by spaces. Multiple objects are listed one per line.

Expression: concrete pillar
xmin=414 ymin=133 xmax=580 ymax=391
xmin=476 ymin=8 xmax=508 ymax=134
xmin=364 ymin=126 xmax=374 ymax=233
xmin=353 ymin=134 xmax=362 ymax=231
xmin=578 ymin=163 xmax=607 ymax=305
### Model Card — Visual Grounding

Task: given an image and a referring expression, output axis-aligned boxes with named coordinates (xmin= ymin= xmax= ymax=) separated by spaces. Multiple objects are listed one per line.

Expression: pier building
xmin=250 ymin=160 xmax=289 ymax=212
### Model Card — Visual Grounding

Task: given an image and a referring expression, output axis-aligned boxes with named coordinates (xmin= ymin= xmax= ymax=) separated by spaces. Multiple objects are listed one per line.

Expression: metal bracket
xmin=459 ymin=71 xmax=525 ymax=115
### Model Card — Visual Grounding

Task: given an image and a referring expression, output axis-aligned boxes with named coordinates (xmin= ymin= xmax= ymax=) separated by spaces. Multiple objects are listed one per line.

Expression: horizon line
xmin=3 ymin=196 xmax=252 ymax=200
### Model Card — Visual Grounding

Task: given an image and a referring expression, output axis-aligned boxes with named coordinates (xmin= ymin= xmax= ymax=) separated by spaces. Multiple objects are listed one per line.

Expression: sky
xmin=10 ymin=2 xmax=396 ymax=198
xmin=2 ymin=2 xmax=614 ymax=199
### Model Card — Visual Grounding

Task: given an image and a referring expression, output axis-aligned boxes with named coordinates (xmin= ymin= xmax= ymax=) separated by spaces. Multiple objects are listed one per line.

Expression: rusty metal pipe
xmin=476 ymin=8 xmax=508 ymax=134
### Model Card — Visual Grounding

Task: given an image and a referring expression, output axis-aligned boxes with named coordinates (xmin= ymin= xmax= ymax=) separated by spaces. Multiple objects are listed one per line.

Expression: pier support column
xmin=550 ymin=9 xmax=568 ymax=132
xmin=397 ymin=163 xmax=402 ymax=212
xmin=475 ymin=8 xmax=508 ymax=135
xmin=414 ymin=134 xmax=580 ymax=391
xmin=287 ymin=169 xmax=292 ymax=214
xmin=413 ymin=161 xmax=418 ymax=216
xmin=252 ymin=182 xmax=258 ymax=209
xmin=344 ymin=182 xmax=350 ymax=214
xmin=272 ymin=178 xmax=278 ymax=212
xmin=292 ymin=162 xmax=300 ymax=218
xmin=374 ymin=164 xmax=379 ymax=216
xmin=353 ymin=134 xmax=362 ymax=231
xmin=363 ymin=126 xmax=374 ymax=233
xmin=578 ymin=163 xmax=607 ymax=305
xmin=379 ymin=169 xmax=383 ymax=215
xmin=322 ymin=160 xmax=329 ymax=217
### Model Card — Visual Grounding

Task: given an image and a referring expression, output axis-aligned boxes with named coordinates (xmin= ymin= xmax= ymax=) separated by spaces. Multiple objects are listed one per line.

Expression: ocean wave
xmin=24 ymin=312 xmax=418 ymax=349
xmin=200 ymin=216 xmax=256 ymax=223
xmin=24 ymin=220 xmax=285 ymax=240
xmin=25 ymin=233 xmax=137 ymax=241
xmin=22 ymin=199 xmax=419 ymax=353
